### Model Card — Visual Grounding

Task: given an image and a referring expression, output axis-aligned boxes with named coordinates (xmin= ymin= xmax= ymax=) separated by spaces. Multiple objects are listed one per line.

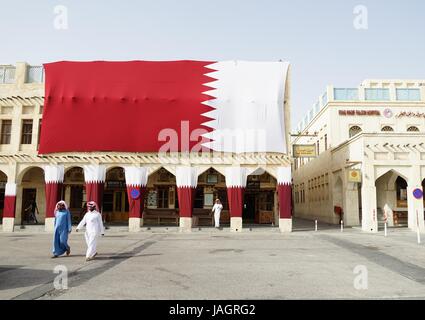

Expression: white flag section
xmin=202 ymin=61 xmax=290 ymax=154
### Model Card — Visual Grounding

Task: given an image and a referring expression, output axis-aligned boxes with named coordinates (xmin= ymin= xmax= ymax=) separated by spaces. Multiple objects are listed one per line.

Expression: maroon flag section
xmin=3 ymin=183 xmax=17 ymax=218
xmin=176 ymin=167 xmax=198 ymax=219
xmin=38 ymin=61 xmax=215 ymax=154
xmin=44 ymin=165 xmax=64 ymax=219
xmin=84 ymin=165 xmax=106 ymax=211
xmin=277 ymin=167 xmax=292 ymax=219
xmin=225 ymin=167 xmax=248 ymax=232
xmin=124 ymin=167 xmax=148 ymax=219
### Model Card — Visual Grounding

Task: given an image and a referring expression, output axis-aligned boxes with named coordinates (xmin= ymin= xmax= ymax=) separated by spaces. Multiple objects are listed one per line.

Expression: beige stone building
xmin=293 ymin=79 xmax=425 ymax=232
xmin=0 ymin=62 xmax=292 ymax=233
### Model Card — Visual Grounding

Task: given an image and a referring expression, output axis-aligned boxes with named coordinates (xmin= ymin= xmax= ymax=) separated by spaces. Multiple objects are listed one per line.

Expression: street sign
xmin=413 ymin=188 xmax=423 ymax=200
xmin=131 ymin=189 xmax=141 ymax=199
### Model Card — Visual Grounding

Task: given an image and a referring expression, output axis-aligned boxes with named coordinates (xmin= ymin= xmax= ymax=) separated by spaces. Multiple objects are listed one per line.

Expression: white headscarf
xmin=56 ymin=200 xmax=69 ymax=211
xmin=87 ymin=201 xmax=100 ymax=212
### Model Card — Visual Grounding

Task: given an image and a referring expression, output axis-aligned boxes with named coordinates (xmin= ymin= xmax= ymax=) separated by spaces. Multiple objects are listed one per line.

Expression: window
xmin=334 ymin=88 xmax=359 ymax=101
xmin=407 ymin=126 xmax=419 ymax=132
xmin=381 ymin=126 xmax=394 ymax=132
xmin=349 ymin=126 xmax=362 ymax=138
xmin=316 ymin=140 xmax=320 ymax=155
xmin=1 ymin=120 xmax=12 ymax=144
xmin=21 ymin=120 xmax=33 ymax=144
xmin=157 ymin=187 xmax=169 ymax=208
xmin=324 ymin=134 xmax=328 ymax=150
xmin=365 ymin=88 xmax=390 ymax=101
xmin=396 ymin=89 xmax=421 ymax=101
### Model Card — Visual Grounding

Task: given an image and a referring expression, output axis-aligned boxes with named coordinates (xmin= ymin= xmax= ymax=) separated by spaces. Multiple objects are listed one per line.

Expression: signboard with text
xmin=293 ymin=144 xmax=317 ymax=158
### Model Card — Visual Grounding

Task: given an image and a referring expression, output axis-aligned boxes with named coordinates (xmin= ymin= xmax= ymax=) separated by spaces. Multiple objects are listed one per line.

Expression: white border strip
xmin=225 ymin=167 xmax=248 ymax=188
xmin=176 ymin=166 xmax=198 ymax=188
xmin=84 ymin=165 xmax=106 ymax=183
xmin=44 ymin=165 xmax=65 ymax=183
xmin=5 ymin=183 xmax=17 ymax=196
xmin=124 ymin=167 xmax=148 ymax=187
xmin=277 ymin=167 xmax=292 ymax=185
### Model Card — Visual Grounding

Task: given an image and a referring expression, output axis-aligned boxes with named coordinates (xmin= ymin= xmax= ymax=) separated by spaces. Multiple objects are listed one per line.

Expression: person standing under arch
xmin=212 ymin=198 xmax=223 ymax=229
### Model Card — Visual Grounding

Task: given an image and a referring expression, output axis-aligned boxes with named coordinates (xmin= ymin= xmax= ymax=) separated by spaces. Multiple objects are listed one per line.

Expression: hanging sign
xmin=293 ymin=144 xmax=317 ymax=158
xmin=347 ymin=169 xmax=362 ymax=183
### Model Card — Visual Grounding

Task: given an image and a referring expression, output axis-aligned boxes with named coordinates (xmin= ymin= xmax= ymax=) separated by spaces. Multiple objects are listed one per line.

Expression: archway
xmin=0 ymin=170 xmax=8 ymax=223
xmin=104 ymin=167 xmax=127 ymax=224
xmin=144 ymin=167 xmax=178 ymax=226
xmin=19 ymin=167 xmax=45 ymax=225
xmin=194 ymin=167 xmax=227 ymax=226
xmin=63 ymin=166 xmax=85 ymax=224
xmin=375 ymin=170 xmax=408 ymax=228
xmin=244 ymin=169 xmax=277 ymax=226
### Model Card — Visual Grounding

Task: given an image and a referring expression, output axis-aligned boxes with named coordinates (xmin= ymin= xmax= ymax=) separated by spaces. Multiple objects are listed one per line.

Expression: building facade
xmin=293 ymin=79 xmax=425 ymax=232
xmin=0 ymin=62 xmax=293 ymax=233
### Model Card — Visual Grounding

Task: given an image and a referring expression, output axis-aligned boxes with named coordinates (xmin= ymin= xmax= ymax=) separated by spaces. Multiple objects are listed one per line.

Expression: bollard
xmin=340 ymin=220 xmax=343 ymax=232
xmin=315 ymin=220 xmax=318 ymax=232
xmin=384 ymin=221 xmax=387 ymax=237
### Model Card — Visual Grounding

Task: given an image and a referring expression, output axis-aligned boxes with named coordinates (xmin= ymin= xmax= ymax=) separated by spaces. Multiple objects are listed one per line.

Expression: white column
xmin=361 ymin=184 xmax=378 ymax=233
xmin=176 ymin=166 xmax=198 ymax=232
xmin=124 ymin=166 xmax=148 ymax=232
xmin=344 ymin=182 xmax=360 ymax=226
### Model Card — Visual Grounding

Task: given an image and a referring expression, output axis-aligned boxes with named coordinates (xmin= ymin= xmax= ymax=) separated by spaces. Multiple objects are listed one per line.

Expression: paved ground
xmin=1 ymin=219 xmax=425 ymax=300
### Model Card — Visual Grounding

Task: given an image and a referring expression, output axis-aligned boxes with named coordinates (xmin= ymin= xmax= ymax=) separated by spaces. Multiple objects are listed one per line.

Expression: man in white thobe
xmin=76 ymin=201 xmax=105 ymax=261
xmin=212 ymin=199 xmax=223 ymax=228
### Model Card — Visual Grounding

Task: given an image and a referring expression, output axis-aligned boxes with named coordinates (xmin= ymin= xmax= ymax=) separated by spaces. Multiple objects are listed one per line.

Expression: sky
xmin=1 ymin=0 xmax=424 ymax=130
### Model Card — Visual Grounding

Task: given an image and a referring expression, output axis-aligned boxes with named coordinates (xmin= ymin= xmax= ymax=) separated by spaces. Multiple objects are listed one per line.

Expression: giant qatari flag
xmin=38 ymin=60 xmax=289 ymax=154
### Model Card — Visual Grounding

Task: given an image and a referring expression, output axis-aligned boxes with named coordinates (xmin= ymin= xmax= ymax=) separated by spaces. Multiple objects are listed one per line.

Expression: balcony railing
xmin=0 ymin=66 xmax=16 ymax=84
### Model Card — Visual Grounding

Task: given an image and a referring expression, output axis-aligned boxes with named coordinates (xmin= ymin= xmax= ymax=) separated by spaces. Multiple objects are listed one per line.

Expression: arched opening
xmin=381 ymin=126 xmax=394 ymax=132
xmin=193 ymin=168 xmax=227 ymax=227
xmin=244 ymin=169 xmax=277 ymax=226
xmin=332 ymin=176 xmax=343 ymax=224
xmin=407 ymin=126 xmax=420 ymax=132
xmin=103 ymin=167 xmax=128 ymax=224
xmin=19 ymin=167 xmax=45 ymax=225
xmin=0 ymin=170 xmax=8 ymax=223
xmin=375 ymin=171 xmax=408 ymax=228
xmin=63 ymin=167 xmax=85 ymax=224
xmin=349 ymin=126 xmax=362 ymax=138
xmin=144 ymin=167 xmax=178 ymax=226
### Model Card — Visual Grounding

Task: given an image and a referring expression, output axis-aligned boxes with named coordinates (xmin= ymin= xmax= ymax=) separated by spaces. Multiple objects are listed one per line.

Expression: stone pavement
xmin=1 ymin=219 xmax=425 ymax=300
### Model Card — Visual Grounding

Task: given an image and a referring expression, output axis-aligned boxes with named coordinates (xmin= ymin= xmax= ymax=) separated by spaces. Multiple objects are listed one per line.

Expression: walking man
xmin=212 ymin=198 xmax=223 ymax=228
xmin=76 ymin=201 xmax=105 ymax=261
xmin=52 ymin=200 xmax=72 ymax=258
xmin=25 ymin=197 xmax=39 ymax=224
